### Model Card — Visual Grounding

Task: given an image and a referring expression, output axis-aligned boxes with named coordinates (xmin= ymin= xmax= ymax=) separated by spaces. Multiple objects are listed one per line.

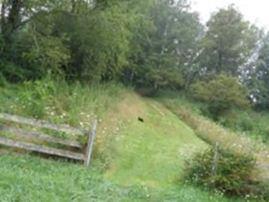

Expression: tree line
xmin=1 ymin=0 xmax=269 ymax=110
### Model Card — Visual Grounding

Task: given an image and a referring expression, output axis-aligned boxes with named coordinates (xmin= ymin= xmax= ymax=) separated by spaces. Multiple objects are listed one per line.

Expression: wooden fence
xmin=0 ymin=113 xmax=97 ymax=166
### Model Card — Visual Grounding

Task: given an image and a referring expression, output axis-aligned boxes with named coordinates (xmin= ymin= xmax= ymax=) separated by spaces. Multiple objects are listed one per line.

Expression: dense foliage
xmin=190 ymin=74 xmax=249 ymax=118
xmin=1 ymin=1 xmax=268 ymax=111
xmin=245 ymin=34 xmax=269 ymax=109
xmin=185 ymin=147 xmax=268 ymax=200
xmin=199 ymin=6 xmax=259 ymax=76
xmin=125 ymin=0 xmax=201 ymax=89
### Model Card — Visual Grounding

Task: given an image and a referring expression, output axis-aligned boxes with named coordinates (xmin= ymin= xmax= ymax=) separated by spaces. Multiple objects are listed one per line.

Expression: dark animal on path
xmin=138 ymin=117 xmax=144 ymax=122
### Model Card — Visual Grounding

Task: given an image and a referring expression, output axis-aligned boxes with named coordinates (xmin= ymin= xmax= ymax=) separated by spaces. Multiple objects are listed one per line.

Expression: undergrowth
xmin=155 ymin=90 xmax=269 ymax=143
xmin=185 ymin=148 xmax=269 ymax=201
xmin=0 ymin=77 xmax=125 ymax=133
xmin=219 ymin=110 xmax=269 ymax=143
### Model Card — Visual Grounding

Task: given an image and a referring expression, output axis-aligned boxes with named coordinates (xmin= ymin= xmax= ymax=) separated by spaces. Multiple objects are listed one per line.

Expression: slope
xmin=97 ymin=93 xmax=208 ymax=187
xmin=0 ymin=82 xmax=251 ymax=201
xmin=156 ymin=92 xmax=269 ymax=182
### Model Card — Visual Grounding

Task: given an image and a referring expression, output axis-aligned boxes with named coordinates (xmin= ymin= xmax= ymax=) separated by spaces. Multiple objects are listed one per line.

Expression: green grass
xmin=0 ymin=78 xmax=125 ymax=143
xmin=104 ymin=99 xmax=207 ymax=187
xmin=0 ymin=77 xmax=124 ymax=129
xmin=0 ymin=154 xmax=246 ymax=202
xmin=0 ymin=154 xmax=149 ymax=202
xmin=0 ymin=80 xmax=260 ymax=201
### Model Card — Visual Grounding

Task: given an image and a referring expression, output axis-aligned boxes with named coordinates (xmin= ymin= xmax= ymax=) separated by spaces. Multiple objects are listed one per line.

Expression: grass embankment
xmin=0 ymin=80 xmax=262 ymax=201
xmin=156 ymin=92 xmax=269 ymax=182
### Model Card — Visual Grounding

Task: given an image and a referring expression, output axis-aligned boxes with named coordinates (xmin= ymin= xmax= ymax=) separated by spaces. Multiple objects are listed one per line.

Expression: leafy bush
xmin=218 ymin=110 xmax=269 ymax=143
xmin=219 ymin=111 xmax=254 ymax=131
xmin=184 ymin=147 xmax=268 ymax=200
xmin=190 ymin=74 xmax=250 ymax=119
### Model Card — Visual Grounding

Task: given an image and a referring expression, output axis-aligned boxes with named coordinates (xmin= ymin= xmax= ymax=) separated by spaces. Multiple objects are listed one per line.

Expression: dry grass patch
xmin=171 ymin=106 xmax=269 ymax=182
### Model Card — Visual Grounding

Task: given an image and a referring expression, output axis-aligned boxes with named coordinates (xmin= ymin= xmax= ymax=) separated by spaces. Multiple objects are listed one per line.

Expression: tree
xmin=246 ymin=34 xmax=269 ymax=109
xmin=53 ymin=1 xmax=132 ymax=82
xmin=0 ymin=0 xmax=71 ymax=81
xmin=0 ymin=0 xmax=23 ymax=51
xmin=200 ymin=5 xmax=259 ymax=76
xmin=125 ymin=0 xmax=202 ymax=90
xmin=0 ymin=0 xmax=60 ymax=54
xmin=0 ymin=0 xmax=133 ymax=82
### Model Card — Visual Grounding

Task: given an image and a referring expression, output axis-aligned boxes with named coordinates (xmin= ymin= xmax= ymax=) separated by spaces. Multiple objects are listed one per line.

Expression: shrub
xmin=219 ymin=110 xmax=254 ymax=131
xmin=184 ymin=146 xmax=268 ymax=200
xmin=218 ymin=110 xmax=269 ymax=143
xmin=190 ymin=74 xmax=250 ymax=119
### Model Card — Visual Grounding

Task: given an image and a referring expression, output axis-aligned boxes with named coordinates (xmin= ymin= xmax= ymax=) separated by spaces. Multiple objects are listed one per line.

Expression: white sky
xmin=191 ymin=0 xmax=269 ymax=30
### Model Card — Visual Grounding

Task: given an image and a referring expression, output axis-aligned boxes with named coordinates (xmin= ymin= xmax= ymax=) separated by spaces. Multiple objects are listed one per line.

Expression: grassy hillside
xmin=101 ymin=94 xmax=207 ymax=186
xmin=156 ymin=92 xmax=269 ymax=182
xmin=0 ymin=80 xmax=264 ymax=201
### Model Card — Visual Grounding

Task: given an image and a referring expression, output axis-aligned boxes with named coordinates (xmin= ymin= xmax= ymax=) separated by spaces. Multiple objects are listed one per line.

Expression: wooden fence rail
xmin=0 ymin=113 xmax=97 ymax=166
xmin=0 ymin=113 xmax=85 ymax=135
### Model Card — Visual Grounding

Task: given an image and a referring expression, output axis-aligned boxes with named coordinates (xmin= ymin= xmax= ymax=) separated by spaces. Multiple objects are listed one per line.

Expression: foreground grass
xmin=0 ymin=154 xmax=148 ymax=202
xmin=0 ymin=154 xmax=248 ymax=202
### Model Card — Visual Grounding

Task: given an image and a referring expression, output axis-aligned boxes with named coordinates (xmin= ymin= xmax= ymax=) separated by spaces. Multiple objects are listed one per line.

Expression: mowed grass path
xmin=103 ymin=95 xmax=208 ymax=187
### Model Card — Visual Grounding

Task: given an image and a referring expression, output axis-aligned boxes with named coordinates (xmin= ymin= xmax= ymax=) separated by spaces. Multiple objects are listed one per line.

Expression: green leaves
xmin=200 ymin=5 xmax=259 ymax=76
xmin=191 ymin=74 xmax=250 ymax=118
xmin=184 ymin=147 xmax=268 ymax=199
xmin=68 ymin=4 xmax=131 ymax=82
xmin=127 ymin=0 xmax=201 ymax=89
xmin=0 ymin=0 xmax=133 ymax=82
xmin=246 ymin=34 xmax=269 ymax=109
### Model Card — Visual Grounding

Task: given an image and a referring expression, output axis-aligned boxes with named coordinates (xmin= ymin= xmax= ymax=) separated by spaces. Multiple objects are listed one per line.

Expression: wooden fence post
xmin=84 ymin=119 xmax=98 ymax=167
xmin=212 ymin=142 xmax=219 ymax=177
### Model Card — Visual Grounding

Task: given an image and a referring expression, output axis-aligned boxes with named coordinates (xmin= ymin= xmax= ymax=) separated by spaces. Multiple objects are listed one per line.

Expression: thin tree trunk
xmin=1 ymin=0 xmax=7 ymax=27
xmin=6 ymin=0 xmax=23 ymax=34
xmin=1 ymin=0 xmax=23 ymax=54
xmin=217 ymin=50 xmax=222 ymax=74
xmin=212 ymin=142 xmax=219 ymax=177
xmin=71 ymin=0 xmax=76 ymax=13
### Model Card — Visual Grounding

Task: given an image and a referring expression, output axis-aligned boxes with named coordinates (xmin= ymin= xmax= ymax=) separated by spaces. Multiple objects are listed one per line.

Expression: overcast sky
xmin=191 ymin=0 xmax=269 ymax=30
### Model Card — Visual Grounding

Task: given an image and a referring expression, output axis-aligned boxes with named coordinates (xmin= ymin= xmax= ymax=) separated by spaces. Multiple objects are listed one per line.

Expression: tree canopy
xmin=1 ymin=0 xmax=269 ymax=110
xmin=199 ymin=6 xmax=259 ymax=76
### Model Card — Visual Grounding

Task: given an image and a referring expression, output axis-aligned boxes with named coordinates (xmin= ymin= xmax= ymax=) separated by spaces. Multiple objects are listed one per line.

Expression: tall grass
xmin=155 ymin=90 xmax=269 ymax=143
xmin=0 ymin=77 xmax=125 ymax=129
xmin=156 ymin=92 xmax=269 ymax=183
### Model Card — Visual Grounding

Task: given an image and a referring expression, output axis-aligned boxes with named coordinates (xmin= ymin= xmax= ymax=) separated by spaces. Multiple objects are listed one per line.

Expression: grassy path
xmin=103 ymin=97 xmax=208 ymax=187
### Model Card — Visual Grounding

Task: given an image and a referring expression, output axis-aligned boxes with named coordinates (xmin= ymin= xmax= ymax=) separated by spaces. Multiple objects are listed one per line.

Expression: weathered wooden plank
xmin=0 ymin=137 xmax=84 ymax=160
xmin=84 ymin=120 xmax=98 ymax=166
xmin=0 ymin=113 xmax=84 ymax=135
xmin=0 ymin=125 xmax=83 ymax=148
